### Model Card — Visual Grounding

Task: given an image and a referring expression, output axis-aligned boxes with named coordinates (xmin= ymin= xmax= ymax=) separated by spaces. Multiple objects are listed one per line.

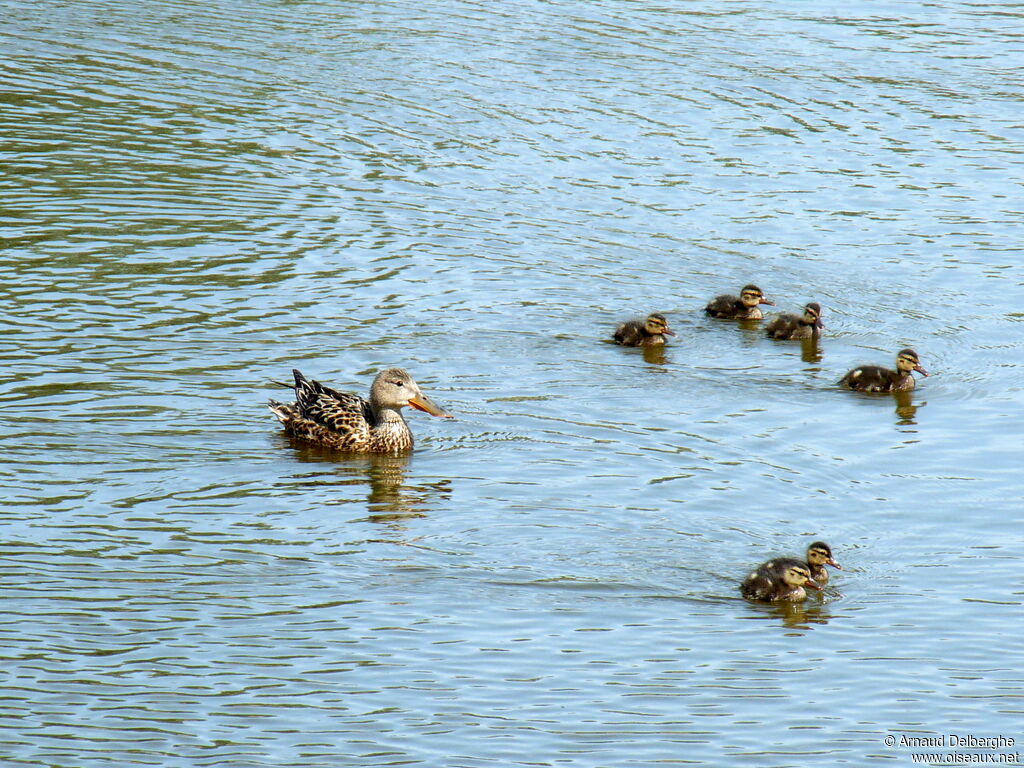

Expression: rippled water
xmin=3 ymin=0 xmax=1023 ymax=765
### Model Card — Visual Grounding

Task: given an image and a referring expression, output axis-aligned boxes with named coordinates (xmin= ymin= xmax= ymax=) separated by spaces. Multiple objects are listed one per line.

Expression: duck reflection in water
xmin=736 ymin=316 xmax=766 ymax=346
xmin=801 ymin=337 xmax=823 ymax=364
xmin=280 ymin=440 xmax=451 ymax=524
xmin=842 ymin=386 xmax=924 ymax=424
xmin=642 ymin=344 xmax=669 ymax=365
xmin=764 ymin=597 xmax=833 ymax=628
xmin=893 ymin=389 xmax=923 ymax=424
xmin=765 ymin=334 xmax=822 ymax=362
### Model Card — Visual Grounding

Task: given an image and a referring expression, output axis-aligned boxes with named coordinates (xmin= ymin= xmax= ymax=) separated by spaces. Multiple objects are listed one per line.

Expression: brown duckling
xmin=839 ymin=348 xmax=929 ymax=392
xmin=766 ymin=302 xmax=824 ymax=340
xmin=268 ymin=368 xmax=452 ymax=454
xmin=805 ymin=541 xmax=841 ymax=585
xmin=741 ymin=556 xmax=822 ymax=602
xmin=613 ymin=313 xmax=675 ymax=347
xmin=705 ymin=284 xmax=774 ymax=320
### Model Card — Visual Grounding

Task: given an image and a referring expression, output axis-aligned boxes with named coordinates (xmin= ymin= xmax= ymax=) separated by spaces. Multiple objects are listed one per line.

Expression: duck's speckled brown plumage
xmin=805 ymin=541 xmax=841 ymax=585
xmin=839 ymin=348 xmax=928 ymax=393
xmin=613 ymin=313 xmax=675 ymax=347
xmin=741 ymin=556 xmax=822 ymax=602
xmin=705 ymin=284 xmax=774 ymax=320
xmin=766 ymin=302 xmax=824 ymax=340
xmin=268 ymin=368 xmax=450 ymax=454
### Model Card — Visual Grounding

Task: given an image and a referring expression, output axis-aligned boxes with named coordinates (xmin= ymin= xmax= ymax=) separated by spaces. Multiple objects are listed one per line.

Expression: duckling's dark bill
xmin=805 ymin=579 xmax=823 ymax=591
xmin=408 ymin=395 xmax=453 ymax=418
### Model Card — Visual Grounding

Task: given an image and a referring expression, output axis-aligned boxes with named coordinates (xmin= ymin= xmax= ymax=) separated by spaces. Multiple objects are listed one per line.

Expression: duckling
xmin=613 ymin=313 xmax=675 ymax=347
xmin=766 ymin=302 xmax=824 ymax=340
xmin=805 ymin=541 xmax=841 ymax=585
xmin=268 ymin=368 xmax=451 ymax=453
xmin=741 ymin=557 xmax=822 ymax=602
xmin=705 ymin=284 xmax=774 ymax=320
xmin=839 ymin=348 xmax=929 ymax=392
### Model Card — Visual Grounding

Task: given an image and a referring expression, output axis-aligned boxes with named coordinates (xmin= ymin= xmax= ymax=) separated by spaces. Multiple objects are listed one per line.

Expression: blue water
xmin=2 ymin=1 xmax=1022 ymax=765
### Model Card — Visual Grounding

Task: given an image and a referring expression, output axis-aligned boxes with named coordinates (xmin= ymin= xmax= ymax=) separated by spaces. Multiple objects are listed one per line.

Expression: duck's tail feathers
xmin=268 ymin=399 xmax=295 ymax=424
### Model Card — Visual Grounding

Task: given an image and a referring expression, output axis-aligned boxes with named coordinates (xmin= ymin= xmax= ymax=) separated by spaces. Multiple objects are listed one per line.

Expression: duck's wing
xmin=705 ymin=294 xmax=739 ymax=318
xmin=741 ymin=577 xmax=771 ymax=600
xmin=740 ymin=566 xmax=772 ymax=600
xmin=293 ymin=369 xmax=374 ymax=433
xmin=613 ymin=320 xmax=642 ymax=346
xmin=765 ymin=313 xmax=798 ymax=338
xmin=839 ymin=364 xmax=894 ymax=392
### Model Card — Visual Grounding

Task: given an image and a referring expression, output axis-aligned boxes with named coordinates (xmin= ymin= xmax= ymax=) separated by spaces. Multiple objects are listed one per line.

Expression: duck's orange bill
xmin=828 ymin=559 xmax=842 ymax=570
xmin=805 ymin=578 xmax=823 ymax=591
xmin=408 ymin=394 xmax=453 ymax=418
xmin=915 ymin=365 xmax=929 ymax=377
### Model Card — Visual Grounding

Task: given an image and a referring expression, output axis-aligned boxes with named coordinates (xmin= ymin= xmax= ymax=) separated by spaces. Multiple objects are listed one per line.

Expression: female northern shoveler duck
xmin=741 ymin=556 xmax=822 ymax=602
xmin=805 ymin=541 xmax=841 ymax=585
xmin=268 ymin=368 xmax=451 ymax=453
xmin=839 ymin=348 xmax=928 ymax=392
xmin=613 ymin=313 xmax=675 ymax=347
xmin=705 ymin=284 xmax=774 ymax=320
xmin=766 ymin=302 xmax=824 ymax=340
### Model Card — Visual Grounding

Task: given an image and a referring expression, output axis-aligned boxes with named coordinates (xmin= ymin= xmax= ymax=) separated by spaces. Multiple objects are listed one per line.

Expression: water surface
xmin=2 ymin=1 xmax=1023 ymax=766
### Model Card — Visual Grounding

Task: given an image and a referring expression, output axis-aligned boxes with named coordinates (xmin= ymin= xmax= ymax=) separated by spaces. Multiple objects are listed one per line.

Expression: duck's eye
xmin=392 ymin=380 xmax=404 ymax=387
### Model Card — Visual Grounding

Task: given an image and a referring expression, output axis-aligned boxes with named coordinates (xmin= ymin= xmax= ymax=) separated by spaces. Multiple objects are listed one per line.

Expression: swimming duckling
xmin=268 ymin=368 xmax=452 ymax=453
xmin=705 ymin=284 xmax=774 ymax=320
xmin=839 ymin=348 xmax=929 ymax=392
xmin=613 ymin=313 xmax=675 ymax=347
xmin=741 ymin=557 xmax=822 ymax=602
xmin=766 ymin=302 xmax=824 ymax=340
xmin=805 ymin=541 xmax=841 ymax=585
